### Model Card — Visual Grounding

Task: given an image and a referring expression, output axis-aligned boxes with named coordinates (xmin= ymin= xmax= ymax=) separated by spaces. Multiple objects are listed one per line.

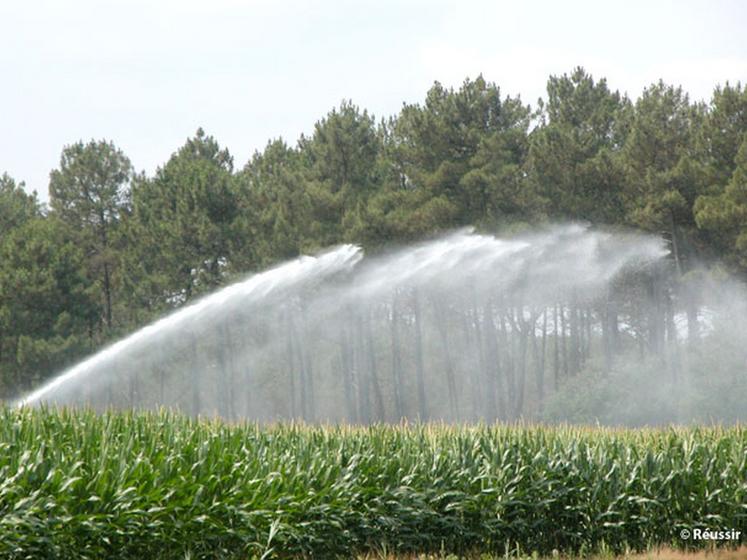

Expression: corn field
xmin=0 ymin=407 xmax=745 ymax=559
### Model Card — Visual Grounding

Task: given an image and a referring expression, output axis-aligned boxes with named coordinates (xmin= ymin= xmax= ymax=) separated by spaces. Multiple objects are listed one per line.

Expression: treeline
xmin=1 ymin=67 xmax=746 ymax=398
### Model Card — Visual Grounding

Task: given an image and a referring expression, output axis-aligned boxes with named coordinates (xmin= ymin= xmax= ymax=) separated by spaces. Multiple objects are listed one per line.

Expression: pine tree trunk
xmin=514 ymin=309 xmax=529 ymax=418
xmin=339 ymin=309 xmax=356 ymax=422
xmin=365 ymin=310 xmax=385 ymax=422
xmin=498 ymin=311 xmax=515 ymax=419
xmin=433 ymin=299 xmax=460 ymax=420
xmin=301 ymin=305 xmax=315 ymax=421
xmin=560 ymin=305 xmax=568 ymax=377
xmin=285 ymin=310 xmax=297 ymax=418
xmin=103 ymin=260 xmax=113 ymax=330
xmin=389 ymin=298 xmax=404 ymax=421
xmin=602 ymin=298 xmax=612 ymax=374
xmin=215 ymin=324 xmax=232 ymax=418
xmin=533 ymin=308 xmax=547 ymax=412
xmin=412 ymin=289 xmax=428 ymax=421
xmin=665 ymin=287 xmax=680 ymax=382
xmin=553 ymin=304 xmax=560 ymax=391
xmin=354 ymin=315 xmax=371 ymax=424
xmin=129 ymin=369 xmax=138 ymax=408
xmin=158 ymin=367 xmax=165 ymax=405
xmin=461 ymin=307 xmax=483 ymax=422
xmin=189 ymin=334 xmax=200 ymax=416
xmin=569 ymin=299 xmax=580 ymax=375
xmin=482 ymin=300 xmax=501 ymax=422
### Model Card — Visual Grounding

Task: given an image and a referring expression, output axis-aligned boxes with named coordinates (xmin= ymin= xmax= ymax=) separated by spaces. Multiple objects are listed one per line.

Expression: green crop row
xmin=0 ymin=407 xmax=745 ymax=559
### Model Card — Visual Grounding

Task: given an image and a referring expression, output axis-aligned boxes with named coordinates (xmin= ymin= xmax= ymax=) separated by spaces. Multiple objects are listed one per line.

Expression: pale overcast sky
xmin=1 ymin=0 xmax=745 ymax=201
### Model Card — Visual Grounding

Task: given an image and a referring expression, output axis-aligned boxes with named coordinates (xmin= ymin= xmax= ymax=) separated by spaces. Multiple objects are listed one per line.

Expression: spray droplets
xmin=15 ymin=225 xmax=746 ymax=425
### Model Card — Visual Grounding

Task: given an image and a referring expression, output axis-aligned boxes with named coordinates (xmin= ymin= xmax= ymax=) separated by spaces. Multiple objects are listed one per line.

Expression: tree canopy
xmin=1 ymin=69 xmax=745 ymax=400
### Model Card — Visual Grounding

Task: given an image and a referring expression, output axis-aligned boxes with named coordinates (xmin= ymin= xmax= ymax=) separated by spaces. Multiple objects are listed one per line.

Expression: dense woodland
xmin=1 ymin=68 xmax=747 ymax=420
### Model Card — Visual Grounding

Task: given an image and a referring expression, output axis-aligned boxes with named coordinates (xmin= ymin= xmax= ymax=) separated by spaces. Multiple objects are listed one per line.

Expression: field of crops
xmin=0 ymin=407 xmax=745 ymax=559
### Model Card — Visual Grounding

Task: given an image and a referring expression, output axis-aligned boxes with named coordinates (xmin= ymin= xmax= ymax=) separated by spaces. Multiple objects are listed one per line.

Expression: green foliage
xmin=392 ymin=76 xmax=535 ymax=228
xmin=697 ymin=82 xmax=747 ymax=188
xmin=621 ymin=82 xmax=703 ymax=231
xmin=123 ymin=129 xmax=239 ymax=309
xmin=694 ymin=136 xmax=747 ymax=267
xmin=0 ymin=408 xmax=745 ymax=559
xmin=2 ymin=70 xmax=747 ymax=404
xmin=237 ymin=139 xmax=314 ymax=263
xmin=543 ymin=351 xmax=747 ymax=427
xmin=49 ymin=140 xmax=132 ymax=231
xmin=0 ymin=218 xmax=97 ymax=392
xmin=527 ymin=67 xmax=630 ymax=224
xmin=48 ymin=139 xmax=133 ymax=332
xmin=0 ymin=173 xmax=39 ymax=237
xmin=301 ymin=100 xmax=382 ymax=246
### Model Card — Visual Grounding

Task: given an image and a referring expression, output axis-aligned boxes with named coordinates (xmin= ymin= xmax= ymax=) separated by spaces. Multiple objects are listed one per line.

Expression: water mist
xmin=15 ymin=225 xmax=747 ymax=425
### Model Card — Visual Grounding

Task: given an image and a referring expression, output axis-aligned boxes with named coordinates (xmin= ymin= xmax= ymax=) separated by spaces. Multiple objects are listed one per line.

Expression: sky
xmin=1 ymin=0 xmax=745 ymax=201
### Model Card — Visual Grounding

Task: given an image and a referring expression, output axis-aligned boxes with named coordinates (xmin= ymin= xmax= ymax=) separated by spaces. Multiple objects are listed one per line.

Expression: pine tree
xmin=49 ymin=140 xmax=132 ymax=331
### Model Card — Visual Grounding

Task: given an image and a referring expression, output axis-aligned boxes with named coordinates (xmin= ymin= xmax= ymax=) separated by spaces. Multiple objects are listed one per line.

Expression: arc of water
xmin=15 ymin=245 xmax=362 ymax=408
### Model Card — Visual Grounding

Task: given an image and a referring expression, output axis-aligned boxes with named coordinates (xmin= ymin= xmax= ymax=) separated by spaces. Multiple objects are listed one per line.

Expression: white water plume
xmin=15 ymin=225 xmax=747 ymax=425
xmin=15 ymin=244 xmax=362 ymax=408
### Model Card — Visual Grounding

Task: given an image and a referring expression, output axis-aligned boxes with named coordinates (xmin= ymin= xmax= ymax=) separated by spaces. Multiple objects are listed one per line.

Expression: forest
xmin=1 ymin=67 xmax=746 ymax=421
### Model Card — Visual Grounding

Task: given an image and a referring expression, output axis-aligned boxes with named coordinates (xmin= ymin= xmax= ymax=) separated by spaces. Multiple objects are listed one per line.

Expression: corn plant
xmin=0 ymin=407 xmax=744 ymax=559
